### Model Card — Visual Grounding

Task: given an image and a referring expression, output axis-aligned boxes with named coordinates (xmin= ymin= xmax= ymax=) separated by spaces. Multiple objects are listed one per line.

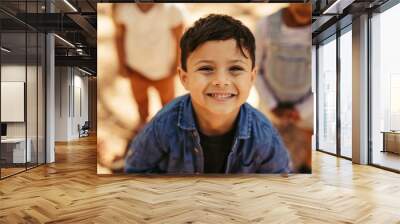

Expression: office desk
xmin=381 ymin=131 xmax=400 ymax=154
xmin=1 ymin=138 xmax=31 ymax=163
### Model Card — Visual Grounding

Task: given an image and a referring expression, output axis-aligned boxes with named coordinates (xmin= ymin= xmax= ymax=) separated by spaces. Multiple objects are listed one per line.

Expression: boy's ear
xmin=178 ymin=67 xmax=189 ymax=90
xmin=250 ymin=66 xmax=257 ymax=84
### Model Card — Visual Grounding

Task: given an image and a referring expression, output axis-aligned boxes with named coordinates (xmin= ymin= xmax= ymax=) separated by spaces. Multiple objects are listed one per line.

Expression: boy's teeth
xmin=210 ymin=93 xmax=233 ymax=99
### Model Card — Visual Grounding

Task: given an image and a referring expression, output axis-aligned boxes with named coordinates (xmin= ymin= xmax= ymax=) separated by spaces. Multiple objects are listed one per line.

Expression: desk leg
xmin=382 ymin=133 xmax=386 ymax=153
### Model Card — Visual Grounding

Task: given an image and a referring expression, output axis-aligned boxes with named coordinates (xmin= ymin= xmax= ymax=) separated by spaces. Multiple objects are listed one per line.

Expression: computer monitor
xmin=1 ymin=123 xmax=7 ymax=137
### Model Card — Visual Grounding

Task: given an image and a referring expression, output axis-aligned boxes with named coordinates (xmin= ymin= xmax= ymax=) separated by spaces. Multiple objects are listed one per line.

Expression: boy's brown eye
xmin=198 ymin=66 xmax=213 ymax=72
xmin=230 ymin=66 xmax=244 ymax=72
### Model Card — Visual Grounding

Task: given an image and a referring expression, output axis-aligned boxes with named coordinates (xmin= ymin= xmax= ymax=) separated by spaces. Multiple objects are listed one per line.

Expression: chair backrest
xmin=82 ymin=121 xmax=90 ymax=129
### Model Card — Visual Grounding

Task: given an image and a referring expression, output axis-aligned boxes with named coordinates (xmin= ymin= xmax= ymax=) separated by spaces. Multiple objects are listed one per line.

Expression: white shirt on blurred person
xmin=114 ymin=4 xmax=184 ymax=81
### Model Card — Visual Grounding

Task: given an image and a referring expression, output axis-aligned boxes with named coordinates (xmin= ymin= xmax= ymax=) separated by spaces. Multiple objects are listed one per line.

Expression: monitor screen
xmin=1 ymin=123 xmax=7 ymax=137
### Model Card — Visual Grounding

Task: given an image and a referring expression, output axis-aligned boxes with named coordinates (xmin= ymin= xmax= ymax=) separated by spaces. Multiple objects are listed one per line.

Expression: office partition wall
xmin=0 ymin=31 xmax=27 ymax=177
xmin=0 ymin=1 xmax=46 ymax=179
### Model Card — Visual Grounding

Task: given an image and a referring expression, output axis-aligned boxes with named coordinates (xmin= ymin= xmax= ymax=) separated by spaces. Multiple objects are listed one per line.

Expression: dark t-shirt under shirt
xmin=199 ymin=127 xmax=236 ymax=173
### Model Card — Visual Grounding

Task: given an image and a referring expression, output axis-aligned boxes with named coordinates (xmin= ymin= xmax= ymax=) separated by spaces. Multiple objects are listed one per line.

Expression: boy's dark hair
xmin=180 ymin=14 xmax=255 ymax=72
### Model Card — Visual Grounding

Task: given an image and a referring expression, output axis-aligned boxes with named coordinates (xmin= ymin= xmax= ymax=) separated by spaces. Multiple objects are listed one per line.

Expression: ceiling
xmin=311 ymin=0 xmax=390 ymax=44
xmin=0 ymin=0 xmax=97 ymax=74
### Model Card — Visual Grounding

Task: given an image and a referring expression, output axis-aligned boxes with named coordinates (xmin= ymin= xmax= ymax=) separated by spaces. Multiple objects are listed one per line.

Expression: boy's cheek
xmin=179 ymin=75 xmax=190 ymax=90
xmin=248 ymin=69 xmax=257 ymax=84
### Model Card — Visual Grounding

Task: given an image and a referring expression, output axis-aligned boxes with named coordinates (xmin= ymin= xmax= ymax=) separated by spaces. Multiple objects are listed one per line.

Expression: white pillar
xmin=352 ymin=14 xmax=369 ymax=164
xmin=45 ymin=0 xmax=55 ymax=163
xmin=46 ymin=33 xmax=55 ymax=163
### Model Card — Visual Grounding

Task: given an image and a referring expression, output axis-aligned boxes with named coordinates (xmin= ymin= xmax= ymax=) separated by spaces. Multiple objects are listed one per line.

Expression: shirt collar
xmin=177 ymin=95 xmax=196 ymax=131
xmin=177 ymin=94 xmax=251 ymax=139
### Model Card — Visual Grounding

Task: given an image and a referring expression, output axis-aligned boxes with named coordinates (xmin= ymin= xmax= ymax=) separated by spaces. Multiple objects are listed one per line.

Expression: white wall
xmin=55 ymin=66 xmax=70 ymax=141
xmin=1 ymin=65 xmax=35 ymax=138
xmin=1 ymin=64 xmax=45 ymax=163
xmin=54 ymin=67 xmax=89 ymax=141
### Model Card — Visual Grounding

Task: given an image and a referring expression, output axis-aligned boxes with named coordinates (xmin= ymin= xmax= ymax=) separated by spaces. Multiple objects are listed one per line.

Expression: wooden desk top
xmin=1 ymin=138 xmax=28 ymax=143
xmin=380 ymin=131 xmax=400 ymax=134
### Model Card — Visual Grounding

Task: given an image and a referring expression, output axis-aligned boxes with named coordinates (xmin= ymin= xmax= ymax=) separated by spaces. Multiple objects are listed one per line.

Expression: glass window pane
xmin=371 ymin=4 xmax=400 ymax=171
xmin=38 ymin=32 xmax=45 ymax=165
xmin=340 ymin=29 xmax=352 ymax=158
xmin=312 ymin=45 xmax=317 ymax=151
xmin=27 ymin=31 xmax=38 ymax=169
xmin=318 ymin=37 xmax=337 ymax=154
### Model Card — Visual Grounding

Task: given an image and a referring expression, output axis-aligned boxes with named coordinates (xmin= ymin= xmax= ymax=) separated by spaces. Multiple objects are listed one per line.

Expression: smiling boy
xmin=125 ymin=14 xmax=291 ymax=174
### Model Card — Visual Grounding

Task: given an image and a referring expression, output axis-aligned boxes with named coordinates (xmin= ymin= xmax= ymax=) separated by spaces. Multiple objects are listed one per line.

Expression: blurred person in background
xmin=113 ymin=3 xmax=184 ymax=132
xmin=255 ymin=3 xmax=312 ymax=173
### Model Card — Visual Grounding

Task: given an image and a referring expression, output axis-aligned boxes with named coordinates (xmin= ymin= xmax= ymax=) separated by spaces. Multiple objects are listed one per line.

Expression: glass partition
xmin=26 ymin=0 xmax=40 ymax=169
xmin=27 ymin=30 xmax=38 ymax=169
xmin=1 ymin=30 xmax=28 ymax=177
xmin=38 ymin=32 xmax=45 ymax=165
xmin=317 ymin=36 xmax=337 ymax=154
xmin=0 ymin=1 xmax=46 ymax=179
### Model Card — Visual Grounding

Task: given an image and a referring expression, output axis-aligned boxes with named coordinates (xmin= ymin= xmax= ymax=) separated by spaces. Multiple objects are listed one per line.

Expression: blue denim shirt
xmin=125 ymin=94 xmax=291 ymax=174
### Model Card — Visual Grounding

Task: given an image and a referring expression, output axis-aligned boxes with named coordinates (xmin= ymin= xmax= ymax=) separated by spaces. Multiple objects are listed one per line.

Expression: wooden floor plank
xmin=0 ymin=135 xmax=400 ymax=223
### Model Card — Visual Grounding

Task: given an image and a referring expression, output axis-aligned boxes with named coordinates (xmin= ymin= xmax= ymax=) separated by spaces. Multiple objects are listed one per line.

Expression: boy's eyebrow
xmin=229 ymin=59 xmax=247 ymax=64
xmin=194 ymin=59 xmax=247 ymax=66
xmin=194 ymin=60 xmax=215 ymax=66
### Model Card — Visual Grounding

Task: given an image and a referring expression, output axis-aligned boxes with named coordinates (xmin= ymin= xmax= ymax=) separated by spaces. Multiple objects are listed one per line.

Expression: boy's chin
xmin=206 ymin=107 xmax=239 ymax=116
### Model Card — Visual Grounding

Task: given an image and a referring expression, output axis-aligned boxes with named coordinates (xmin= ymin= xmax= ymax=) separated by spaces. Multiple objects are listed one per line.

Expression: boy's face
xmin=178 ymin=39 xmax=256 ymax=117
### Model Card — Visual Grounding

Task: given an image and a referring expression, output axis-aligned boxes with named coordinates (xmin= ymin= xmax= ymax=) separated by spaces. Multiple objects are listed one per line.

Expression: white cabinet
xmin=1 ymin=138 xmax=32 ymax=163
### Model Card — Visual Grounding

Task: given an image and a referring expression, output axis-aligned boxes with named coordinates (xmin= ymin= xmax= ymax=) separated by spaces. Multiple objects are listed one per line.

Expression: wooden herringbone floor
xmin=1 ymin=135 xmax=400 ymax=224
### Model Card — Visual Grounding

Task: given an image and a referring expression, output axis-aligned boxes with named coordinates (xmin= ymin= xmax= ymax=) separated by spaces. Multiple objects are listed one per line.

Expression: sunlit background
xmin=97 ymin=3 xmax=289 ymax=174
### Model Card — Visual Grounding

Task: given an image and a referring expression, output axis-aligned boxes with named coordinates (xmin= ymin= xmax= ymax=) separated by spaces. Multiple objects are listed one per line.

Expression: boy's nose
xmin=212 ymin=72 xmax=230 ymax=86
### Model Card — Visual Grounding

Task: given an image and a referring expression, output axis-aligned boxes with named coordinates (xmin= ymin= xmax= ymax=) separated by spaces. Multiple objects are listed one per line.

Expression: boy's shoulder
xmin=243 ymin=103 xmax=278 ymax=140
xmin=148 ymin=94 xmax=189 ymax=128
xmin=244 ymin=103 xmax=274 ymax=127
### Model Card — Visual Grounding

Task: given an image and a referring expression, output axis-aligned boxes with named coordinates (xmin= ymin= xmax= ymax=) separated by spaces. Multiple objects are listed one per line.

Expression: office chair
xmin=79 ymin=121 xmax=90 ymax=138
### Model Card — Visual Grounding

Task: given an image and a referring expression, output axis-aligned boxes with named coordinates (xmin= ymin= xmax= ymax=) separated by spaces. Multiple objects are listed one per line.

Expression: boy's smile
xmin=179 ymin=39 xmax=256 ymax=118
xmin=205 ymin=92 xmax=237 ymax=101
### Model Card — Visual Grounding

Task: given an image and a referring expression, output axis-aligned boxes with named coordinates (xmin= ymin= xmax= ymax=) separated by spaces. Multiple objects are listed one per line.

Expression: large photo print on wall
xmin=97 ymin=3 xmax=313 ymax=174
